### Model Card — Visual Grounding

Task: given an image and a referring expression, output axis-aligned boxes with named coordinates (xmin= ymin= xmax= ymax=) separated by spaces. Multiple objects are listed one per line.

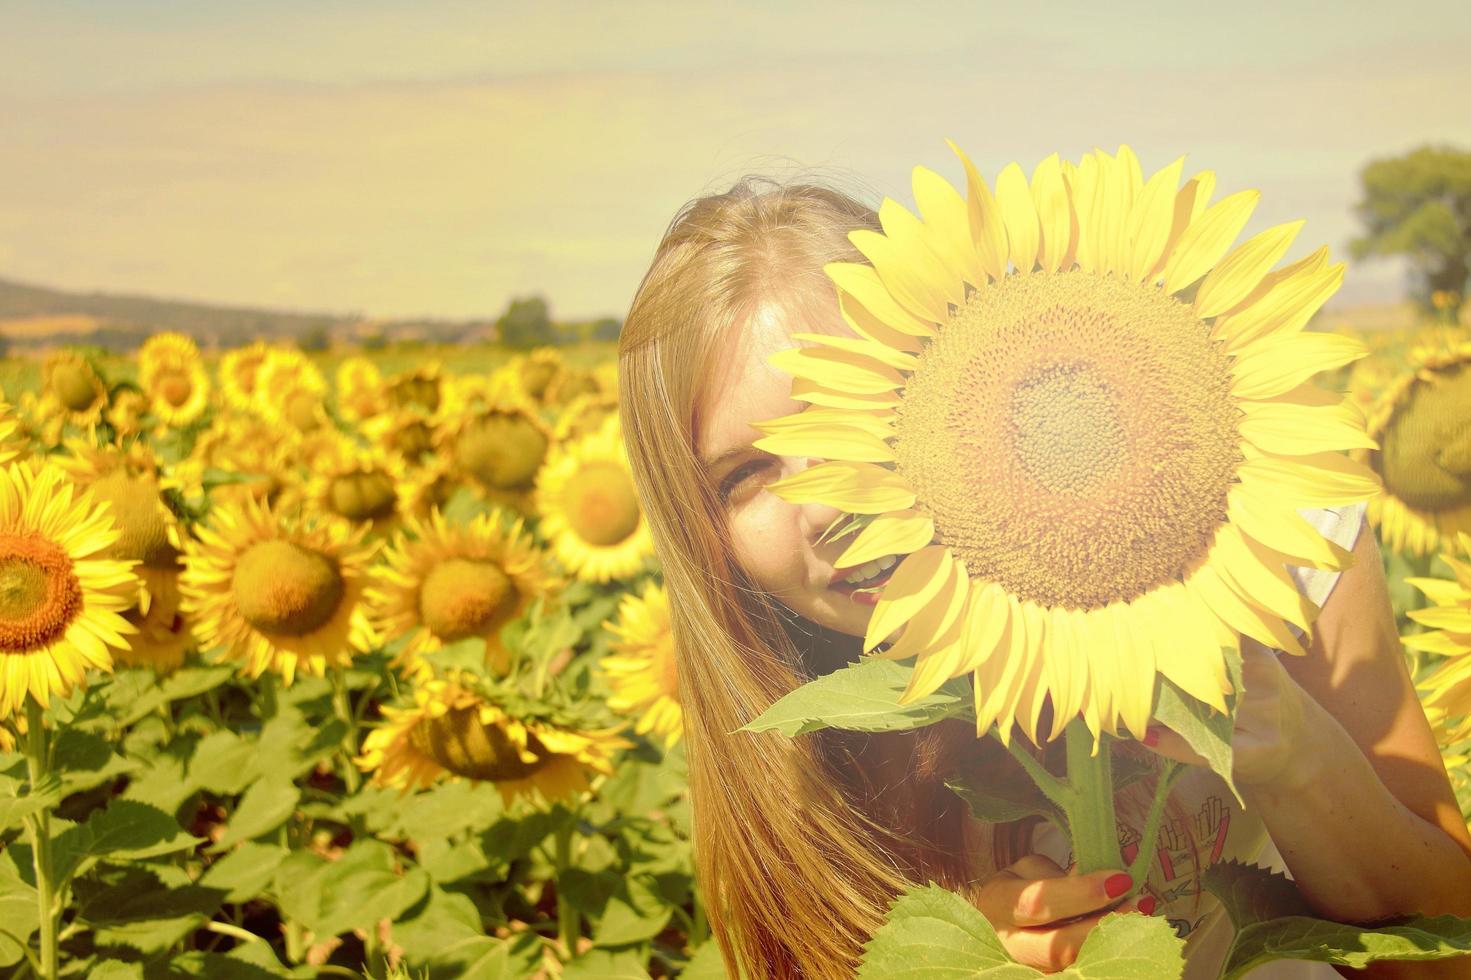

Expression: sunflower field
xmin=0 ymin=302 xmax=1467 ymax=979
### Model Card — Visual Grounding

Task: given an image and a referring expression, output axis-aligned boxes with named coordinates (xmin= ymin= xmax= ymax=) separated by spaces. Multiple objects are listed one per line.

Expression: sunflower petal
xmin=1236 ymin=452 xmax=1381 ymax=507
xmin=791 ymin=378 xmax=902 ymax=411
xmin=948 ymin=140 xmax=1009 ymax=281
xmin=835 ymin=510 xmax=935 ymax=567
xmin=1227 ymin=483 xmax=1354 ymax=569
xmin=851 ymin=226 xmax=951 ymax=323
xmin=996 ymin=163 xmax=1040 ymax=275
xmin=1214 ymin=249 xmax=1343 ymax=351
xmin=955 ymin=579 xmax=1010 ymax=676
xmin=1031 ymin=153 xmax=1074 ymax=274
xmin=1162 ymin=189 xmax=1261 ymax=294
xmin=752 ymin=424 xmax=894 ymax=463
xmin=1195 ymin=220 xmax=1304 ymax=319
xmin=913 ymin=164 xmax=987 ymax=289
xmin=864 ymin=545 xmax=952 ymax=652
xmin=1126 ymin=157 xmax=1185 ymax=282
xmin=1189 ymin=563 xmax=1306 ymax=656
xmin=879 ymin=196 xmax=967 ymax=308
xmin=1238 ymin=400 xmax=1378 ymax=456
xmin=768 ymin=345 xmax=905 ymax=396
xmin=765 ymin=461 xmax=916 ymax=514
xmin=825 ymin=263 xmax=937 ymax=337
xmin=885 ymin=556 xmax=968 ymax=668
xmin=1406 ymin=577 xmax=1467 ymax=606
xmin=1408 ymin=606 xmax=1471 ymax=631
xmin=1230 ymin=332 xmax=1368 ymax=400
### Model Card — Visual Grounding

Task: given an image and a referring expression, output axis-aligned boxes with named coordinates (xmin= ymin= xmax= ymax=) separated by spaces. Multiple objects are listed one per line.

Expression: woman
xmin=616 ymin=175 xmax=1471 ymax=978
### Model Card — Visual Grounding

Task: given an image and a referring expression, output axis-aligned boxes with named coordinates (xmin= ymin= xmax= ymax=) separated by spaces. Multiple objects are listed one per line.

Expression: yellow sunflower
xmin=42 ymin=351 xmax=108 ymax=427
xmin=104 ymin=388 xmax=150 ymax=440
xmin=52 ymin=439 xmax=185 ymax=615
xmin=362 ymin=409 xmax=438 ymax=466
xmin=356 ymin=678 xmax=629 ymax=806
xmin=398 ymin=456 xmax=463 ymax=522
xmin=0 ymin=401 xmax=26 ymax=465
xmin=370 ymin=509 xmax=563 ymax=678
xmin=139 ymin=332 xmax=211 ymax=427
xmin=254 ymin=348 xmax=329 ymax=434
xmin=335 ymin=356 xmax=387 ymax=424
xmin=117 ymin=573 xmax=193 ymax=674
xmin=303 ymin=437 xmax=406 ymax=532
xmin=0 ymin=461 xmax=137 ymax=717
xmin=601 ymin=580 xmax=681 ymax=748
xmin=172 ymin=411 xmax=299 ymax=510
xmin=536 ymin=415 xmax=654 ymax=583
xmin=179 ymin=499 xmax=378 ymax=685
xmin=552 ymin=391 xmax=619 ymax=443
xmin=439 ymin=396 xmax=553 ymax=515
xmin=755 ymin=145 xmax=1379 ymax=744
xmin=16 ymin=391 xmax=65 ymax=450
xmin=1404 ymin=531 xmax=1471 ymax=744
xmin=387 ymin=364 xmax=443 ymax=414
xmin=218 ymin=341 xmax=273 ymax=413
xmin=1356 ymin=336 xmax=1471 ymax=557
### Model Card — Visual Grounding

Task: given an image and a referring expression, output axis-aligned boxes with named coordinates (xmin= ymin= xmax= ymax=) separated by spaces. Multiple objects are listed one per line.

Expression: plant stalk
xmin=553 ymin=819 xmax=578 ymax=959
xmin=23 ymin=698 xmax=57 ymax=980
xmin=1061 ymin=719 xmax=1122 ymax=875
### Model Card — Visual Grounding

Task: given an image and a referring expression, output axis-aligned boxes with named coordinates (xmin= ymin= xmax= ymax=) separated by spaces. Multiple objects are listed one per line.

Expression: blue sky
xmin=2 ymin=1 xmax=1468 ymax=320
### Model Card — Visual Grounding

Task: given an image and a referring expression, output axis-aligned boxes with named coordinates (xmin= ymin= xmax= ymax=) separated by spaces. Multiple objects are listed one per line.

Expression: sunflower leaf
xmin=1204 ymin=861 xmax=1471 ymax=978
xmin=740 ymin=659 xmax=972 ymax=737
xmin=1151 ymin=658 xmax=1241 ymax=805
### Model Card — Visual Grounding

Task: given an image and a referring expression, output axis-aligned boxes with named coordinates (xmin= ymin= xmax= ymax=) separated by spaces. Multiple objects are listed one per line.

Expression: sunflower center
xmin=158 ymin=371 xmax=193 ymax=408
xmin=0 ymin=533 xmax=83 ymax=652
xmin=52 ymin=362 xmax=103 ymax=412
xmin=1379 ymin=364 xmax=1471 ymax=511
xmin=894 ymin=271 xmax=1242 ymax=610
xmin=418 ymin=558 xmax=517 ymax=641
xmin=326 ymin=470 xmax=398 ymax=522
xmin=90 ymin=472 xmax=180 ymax=569
xmin=232 ymin=540 xmax=344 ymax=636
xmin=455 ymin=415 xmax=549 ymax=490
xmin=410 ymin=706 xmax=551 ymax=781
xmin=391 ymin=421 xmax=434 ymax=460
xmin=562 ymin=462 xmax=641 ymax=546
xmin=391 ymin=376 xmax=440 ymax=413
xmin=284 ymin=390 xmax=321 ymax=431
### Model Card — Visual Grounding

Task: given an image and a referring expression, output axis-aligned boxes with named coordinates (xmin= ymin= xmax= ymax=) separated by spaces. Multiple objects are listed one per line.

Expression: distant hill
xmin=0 ymin=275 xmax=510 ymax=351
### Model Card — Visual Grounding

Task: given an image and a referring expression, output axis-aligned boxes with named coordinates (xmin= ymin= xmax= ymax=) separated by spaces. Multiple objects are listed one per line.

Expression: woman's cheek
xmin=729 ymin=495 xmax=808 ymax=596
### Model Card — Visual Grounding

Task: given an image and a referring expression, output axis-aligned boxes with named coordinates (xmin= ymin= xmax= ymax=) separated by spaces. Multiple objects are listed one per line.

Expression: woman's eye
xmin=717 ymin=459 xmax=771 ymax=503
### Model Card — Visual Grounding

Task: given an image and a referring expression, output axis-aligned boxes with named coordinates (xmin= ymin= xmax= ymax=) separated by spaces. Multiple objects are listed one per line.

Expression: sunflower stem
xmin=1127 ymin=758 xmax=1184 ymax=888
xmin=329 ymin=668 xmax=362 ymax=798
xmin=553 ymin=818 xmax=578 ymax=959
xmin=1061 ymin=720 xmax=1122 ymax=875
xmin=23 ymin=698 xmax=58 ymax=980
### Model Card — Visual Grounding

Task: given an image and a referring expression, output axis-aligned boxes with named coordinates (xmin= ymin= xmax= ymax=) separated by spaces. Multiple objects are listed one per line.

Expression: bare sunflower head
xmin=757 ymin=145 xmax=1379 ymax=744
xmin=42 ymin=351 xmax=109 ymax=426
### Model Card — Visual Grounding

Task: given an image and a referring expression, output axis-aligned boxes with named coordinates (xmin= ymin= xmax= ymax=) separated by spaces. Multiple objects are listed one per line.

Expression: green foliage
xmin=740 ymin=657 xmax=971 ymax=736
xmin=1203 ymin=861 xmax=1471 ymax=978
xmin=1351 ymin=144 xmax=1471 ymax=315
xmin=497 ymin=295 xmax=556 ymax=348
xmin=857 ymin=883 xmax=1186 ymax=978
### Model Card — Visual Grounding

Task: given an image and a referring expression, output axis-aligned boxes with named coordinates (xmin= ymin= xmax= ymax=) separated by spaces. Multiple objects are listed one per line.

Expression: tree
xmin=1351 ymin=145 xmax=1471 ymax=320
xmin=497 ymin=295 xmax=555 ymax=348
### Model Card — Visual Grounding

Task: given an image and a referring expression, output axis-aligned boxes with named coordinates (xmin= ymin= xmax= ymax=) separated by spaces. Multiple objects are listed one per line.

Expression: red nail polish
xmin=1138 ymin=896 xmax=1158 ymax=915
xmin=1142 ymin=727 xmax=1160 ymax=747
xmin=1104 ymin=873 xmax=1132 ymax=898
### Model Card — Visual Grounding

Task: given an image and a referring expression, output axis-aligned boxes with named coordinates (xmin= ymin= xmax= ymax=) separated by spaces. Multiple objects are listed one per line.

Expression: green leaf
xmin=0 ymin=857 xmax=39 ymax=968
xmin=390 ymin=883 xmax=486 ymax=962
xmin=741 ymin=659 xmax=970 ymax=737
xmin=1203 ymin=861 xmax=1471 ymax=978
xmin=274 ymin=841 xmax=429 ymax=941
xmin=434 ymin=930 xmax=543 ymax=980
xmin=858 ymin=884 xmax=1186 ymax=979
xmin=0 ymin=773 xmax=61 ymax=833
xmin=187 ymin=730 xmax=260 ymax=795
xmin=143 ymin=951 xmax=287 ymax=980
xmin=50 ymin=729 xmax=137 ymax=796
xmin=200 ymin=843 xmax=291 ymax=903
xmin=562 ymin=947 xmax=653 ymax=980
xmin=1151 ymin=666 xmax=1240 ymax=805
xmin=213 ymin=779 xmax=300 ymax=849
xmin=679 ymin=942 xmax=728 ymax=980
xmin=56 ymin=800 xmax=200 ymax=879
xmin=945 ymin=750 xmax=1064 ymax=827
xmin=856 ymin=883 xmax=1036 ymax=978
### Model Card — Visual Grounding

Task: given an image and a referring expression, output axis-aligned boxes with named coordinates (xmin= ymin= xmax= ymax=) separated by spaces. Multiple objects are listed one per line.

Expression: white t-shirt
xmin=1029 ymin=502 xmax=1369 ymax=979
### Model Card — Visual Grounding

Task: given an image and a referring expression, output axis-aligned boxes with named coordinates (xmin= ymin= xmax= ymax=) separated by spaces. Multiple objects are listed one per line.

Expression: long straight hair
xmin=617 ymin=177 xmax=1029 ymax=978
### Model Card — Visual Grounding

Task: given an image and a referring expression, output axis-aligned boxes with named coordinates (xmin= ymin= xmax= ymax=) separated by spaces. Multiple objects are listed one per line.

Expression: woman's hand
xmin=975 ymin=854 xmax=1156 ymax=973
xmin=1143 ymin=640 xmax=1323 ymax=792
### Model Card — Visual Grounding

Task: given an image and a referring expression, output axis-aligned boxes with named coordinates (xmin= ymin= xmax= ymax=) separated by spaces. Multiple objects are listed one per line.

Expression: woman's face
xmin=694 ymin=298 xmax=896 ymax=640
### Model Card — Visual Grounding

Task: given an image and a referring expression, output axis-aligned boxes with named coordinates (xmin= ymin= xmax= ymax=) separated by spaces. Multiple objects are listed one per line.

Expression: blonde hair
xmin=617 ymin=177 xmax=1020 ymax=978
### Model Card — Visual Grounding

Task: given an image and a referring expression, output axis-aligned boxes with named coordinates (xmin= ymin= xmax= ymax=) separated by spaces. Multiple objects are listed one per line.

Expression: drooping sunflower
xmin=756 ymin=145 xmax=1379 ymax=744
xmin=104 ymin=387 xmax=150 ymax=440
xmin=218 ymin=341 xmax=273 ymax=414
xmin=1355 ymin=336 xmax=1471 ymax=557
xmin=42 ymin=351 xmax=109 ymax=428
xmin=171 ymin=411 xmax=299 ymax=510
xmin=0 ymin=461 xmax=138 ymax=717
xmin=52 ymin=439 xmax=185 ymax=615
xmin=439 ymin=395 xmax=553 ymax=515
xmin=362 ymin=409 xmax=438 ymax=466
xmin=387 ymin=364 xmax=443 ymax=414
xmin=254 ymin=348 xmax=329 ymax=434
xmin=535 ymin=415 xmax=654 ymax=583
xmin=139 ymin=332 xmax=211 ymax=427
xmin=1403 ymin=531 xmax=1471 ymax=744
xmin=117 ymin=573 xmax=194 ymax=674
xmin=179 ymin=499 xmax=377 ymax=685
xmin=302 ymin=437 xmax=406 ymax=532
xmin=398 ymin=456 xmax=462 ymax=522
xmin=356 ymin=678 xmax=629 ymax=806
xmin=370 ymin=509 xmax=562 ymax=678
xmin=335 ymin=356 xmax=387 ymax=424
xmin=552 ymin=390 xmax=619 ymax=443
xmin=601 ymin=580 xmax=681 ymax=748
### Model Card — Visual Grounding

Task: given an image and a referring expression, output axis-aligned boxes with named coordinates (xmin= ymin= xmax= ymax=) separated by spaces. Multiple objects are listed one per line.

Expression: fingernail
xmin=1142 ymin=727 xmax=1161 ymax=747
xmin=1104 ymin=873 xmax=1132 ymax=898
xmin=1138 ymin=896 xmax=1157 ymax=915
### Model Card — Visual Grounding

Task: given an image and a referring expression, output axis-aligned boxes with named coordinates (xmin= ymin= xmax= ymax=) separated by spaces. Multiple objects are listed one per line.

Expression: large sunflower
xmin=1403 ymin=531 xmax=1471 ymax=744
xmin=356 ymin=678 xmax=629 ymax=806
xmin=335 ymin=356 xmax=387 ymax=424
xmin=254 ymin=349 xmax=329 ymax=434
xmin=439 ymin=395 xmax=553 ymax=515
xmin=601 ymin=580 xmax=681 ymax=748
xmin=1356 ymin=336 xmax=1471 ymax=557
xmin=139 ymin=332 xmax=211 ymax=428
xmin=179 ymin=499 xmax=378 ymax=685
xmin=0 ymin=461 xmax=137 ymax=717
xmin=756 ymin=145 xmax=1379 ymax=744
xmin=302 ymin=436 xmax=406 ymax=532
xmin=370 ymin=509 xmax=563 ymax=679
xmin=536 ymin=416 xmax=654 ymax=583
xmin=218 ymin=341 xmax=272 ymax=413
